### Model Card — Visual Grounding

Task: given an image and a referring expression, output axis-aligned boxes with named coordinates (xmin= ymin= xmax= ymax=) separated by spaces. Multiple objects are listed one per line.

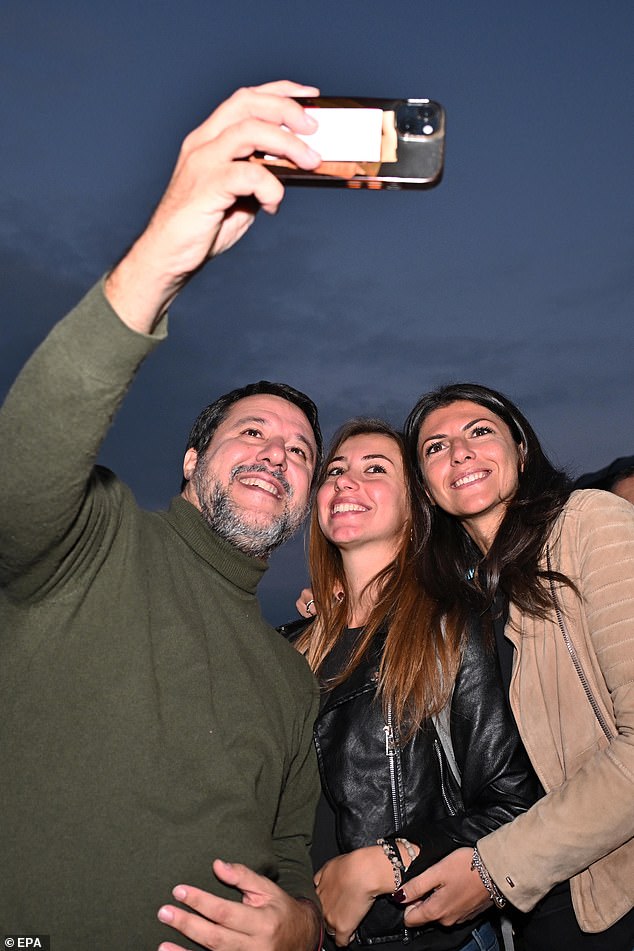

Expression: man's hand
xmin=156 ymin=859 xmax=321 ymax=951
xmin=106 ymin=80 xmax=321 ymax=333
xmin=398 ymin=848 xmax=492 ymax=928
xmin=314 ymin=846 xmax=394 ymax=947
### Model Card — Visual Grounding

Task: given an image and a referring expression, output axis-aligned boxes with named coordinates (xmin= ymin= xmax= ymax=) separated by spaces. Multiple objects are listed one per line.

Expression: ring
xmin=305 ymin=599 xmax=315 ymax=615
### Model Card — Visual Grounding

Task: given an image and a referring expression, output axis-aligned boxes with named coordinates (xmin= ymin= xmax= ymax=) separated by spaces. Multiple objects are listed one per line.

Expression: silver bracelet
xmin=377 ymin=837 xmax=406 ymax=890
xmin=471 ymin=847 xmax=507 ymax=909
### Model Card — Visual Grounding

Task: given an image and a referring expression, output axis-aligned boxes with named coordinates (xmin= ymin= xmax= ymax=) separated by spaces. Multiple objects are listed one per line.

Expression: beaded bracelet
xmin=377 ymin=837 xmax=406 ymax=890
xmin=471 ymin=847 xmax=507 ymax=909
xmin=396 ymin=836 xmax=418 ymax=866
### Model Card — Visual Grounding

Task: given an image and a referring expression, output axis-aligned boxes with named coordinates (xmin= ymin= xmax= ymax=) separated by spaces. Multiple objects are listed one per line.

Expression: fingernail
xmin=173 ymin=885 xmax=187 ymax=900
xmin=304 ymin=113 xmax=318 ymax=130
xmin=392 ymin=888 xmax=406 ymax=903
xmin=218 ymin=859 xmax=233 ymax=870
xmin=158 ymin=905 xmax=174 ymax=923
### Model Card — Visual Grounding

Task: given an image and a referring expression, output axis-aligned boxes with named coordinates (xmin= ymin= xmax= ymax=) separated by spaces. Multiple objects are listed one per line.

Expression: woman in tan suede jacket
xmin=398 ymin=383 xmax=634 ymax=950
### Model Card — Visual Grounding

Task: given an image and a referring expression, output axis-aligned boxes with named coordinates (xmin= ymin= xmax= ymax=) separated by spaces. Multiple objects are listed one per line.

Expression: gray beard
xmin=193 ymin=462 xmax=308 ymax=559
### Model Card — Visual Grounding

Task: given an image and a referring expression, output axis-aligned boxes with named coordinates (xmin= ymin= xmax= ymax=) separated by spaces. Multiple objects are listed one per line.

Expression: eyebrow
xmin=420 ymin=418 xmax=490 ymax=444
xmin=330 ymin=453 xmax=395 ymax=464
xmin=232 ymin=415 xmax=315 ymax=463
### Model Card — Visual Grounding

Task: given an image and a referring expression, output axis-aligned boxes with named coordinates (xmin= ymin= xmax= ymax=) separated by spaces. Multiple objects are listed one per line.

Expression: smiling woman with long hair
xmin=398 ymin=383 xmax=634 ymax=951
xmin=288 ymin=417 xmax=536 ymax=951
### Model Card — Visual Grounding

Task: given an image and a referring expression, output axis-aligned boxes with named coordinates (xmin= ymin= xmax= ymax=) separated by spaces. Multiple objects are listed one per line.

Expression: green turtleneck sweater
xmin=0 ymin=282 xmax=320 ymax=949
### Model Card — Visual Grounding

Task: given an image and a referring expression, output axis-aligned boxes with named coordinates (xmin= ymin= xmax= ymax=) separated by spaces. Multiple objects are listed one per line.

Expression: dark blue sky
xmin=2 ymin=1 xmax=633 ymax=621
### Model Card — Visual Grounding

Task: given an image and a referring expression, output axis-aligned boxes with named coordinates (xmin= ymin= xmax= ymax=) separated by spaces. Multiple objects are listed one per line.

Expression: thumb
xmin=213 ymin=859 xmax=277 ymax=903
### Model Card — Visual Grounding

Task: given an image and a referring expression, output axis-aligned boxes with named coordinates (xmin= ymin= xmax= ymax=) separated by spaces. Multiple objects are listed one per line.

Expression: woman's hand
xmin=398 ymin=848 xmax=492 ymax=927
xmin=314 ymin=846 xmax=395 ymax=946
xmin=297 ymin=587 xmax=317 ymax=618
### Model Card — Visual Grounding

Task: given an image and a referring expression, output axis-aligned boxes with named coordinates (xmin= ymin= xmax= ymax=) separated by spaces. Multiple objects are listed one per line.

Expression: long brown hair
xmin=296 ymin=418 xmax=462 ymax=737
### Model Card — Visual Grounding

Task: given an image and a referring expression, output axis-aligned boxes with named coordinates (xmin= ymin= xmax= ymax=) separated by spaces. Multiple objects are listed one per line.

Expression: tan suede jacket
xmin=478 ymin=489 xmax=634 ymax=932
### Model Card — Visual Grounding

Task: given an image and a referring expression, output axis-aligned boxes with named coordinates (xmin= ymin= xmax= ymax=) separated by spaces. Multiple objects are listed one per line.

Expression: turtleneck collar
xmin=163 ymin=495 xmax=268 ymax=595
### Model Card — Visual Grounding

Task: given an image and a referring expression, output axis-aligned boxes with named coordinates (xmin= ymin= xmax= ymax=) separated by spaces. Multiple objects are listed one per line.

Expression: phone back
xmin=253 ymin=96 xmax=445 ymax=190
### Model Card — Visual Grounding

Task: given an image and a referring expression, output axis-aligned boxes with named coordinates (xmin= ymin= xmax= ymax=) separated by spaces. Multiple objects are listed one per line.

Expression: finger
xmin=251 ymin=79 xmax=320 ymax=97
xmin=336 ymin=925 xmax=355 ymax=946
xmin=228 ymin=83 xmax=321 ymax=134
xmin=402 ymin=885 xmax=454 ymax=927
xmin=394 ymin=868 xmax=438 ymax=904
xmin=158 ymin=898 xmax=230 ymax=949
xmin=297 ymin=587 xmax=315 ymax=618
xmin=402 ymin=896 xmax=436 ymax=926
xmin=220 ymin=117 xmax=322 ymax=168
xmin=182 ymin=87 xmax=321 ymax=160
xmin=158 ymin=882 xmax=262 ymax=942
xmin=211 ymin=159 xmax=286 ymax=218
xmin=213 ymin=858 xmax=279 ymax=903
xmin=175 ymin=119 xmax=320 ymax=213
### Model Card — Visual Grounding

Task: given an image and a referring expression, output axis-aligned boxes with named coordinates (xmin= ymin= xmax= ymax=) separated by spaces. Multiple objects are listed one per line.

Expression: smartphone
xmin=252 ymin=97 xmax=445 ymax=190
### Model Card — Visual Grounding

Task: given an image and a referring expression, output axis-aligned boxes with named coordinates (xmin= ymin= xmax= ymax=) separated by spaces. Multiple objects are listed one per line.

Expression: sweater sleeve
xmin=478 ymin=492 xmax=634 ymax=911
xmin=404 ymin=618 xmax=538 ymax=876
xmin=0 ymin=279 xmax=166 ymax=596
xmin=271 ymin=672 xmax=321 ymax=900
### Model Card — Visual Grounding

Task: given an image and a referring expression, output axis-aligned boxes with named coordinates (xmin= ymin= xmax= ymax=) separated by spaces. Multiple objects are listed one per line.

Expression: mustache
xmin=230 ymin=463 xmax=293 ymax=497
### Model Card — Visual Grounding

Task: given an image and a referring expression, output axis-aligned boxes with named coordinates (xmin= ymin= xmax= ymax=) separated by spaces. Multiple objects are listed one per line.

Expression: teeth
xmin=332 ymin=502 xmax=367 ymax=514
xmin=453 ymin=471 xmax=488 ymax=489
xmin=241 ymin=477 xmax=279 ymax=496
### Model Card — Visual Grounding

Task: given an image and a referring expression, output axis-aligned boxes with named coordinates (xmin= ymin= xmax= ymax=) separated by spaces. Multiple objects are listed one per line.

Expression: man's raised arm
xmin=105 ymin=80 xmax=321 ymax=333
xmin=0 ymin=81 xmax=321 ymax=589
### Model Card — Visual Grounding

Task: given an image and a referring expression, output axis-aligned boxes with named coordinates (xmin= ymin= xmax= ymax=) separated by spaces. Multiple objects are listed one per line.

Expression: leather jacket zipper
xmin=383 ymin=703 xmax=401 ymax=828
xmin=384 ymin=703 xmax=410 ymax=942
xmin=433 ymin=738 xmax=458 ymax=816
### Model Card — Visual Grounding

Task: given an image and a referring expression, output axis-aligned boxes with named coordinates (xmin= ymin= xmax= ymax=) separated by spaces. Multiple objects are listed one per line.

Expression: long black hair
xmin=403 ymin=383 xmax=574 ymax=621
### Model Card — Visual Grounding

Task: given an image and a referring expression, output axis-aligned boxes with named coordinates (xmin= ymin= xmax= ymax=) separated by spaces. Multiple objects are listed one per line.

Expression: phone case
xmin=252 ymin=97 xmax=445 ymax=190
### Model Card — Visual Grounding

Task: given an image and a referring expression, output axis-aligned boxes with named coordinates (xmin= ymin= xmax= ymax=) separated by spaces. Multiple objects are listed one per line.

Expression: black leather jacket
xmin=280 ymin=618 xmax=538 ymax=948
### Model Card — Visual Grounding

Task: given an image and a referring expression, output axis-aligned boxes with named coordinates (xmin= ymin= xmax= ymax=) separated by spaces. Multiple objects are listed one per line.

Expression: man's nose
xmin=257 ymin=436 xmax=287 ymax=468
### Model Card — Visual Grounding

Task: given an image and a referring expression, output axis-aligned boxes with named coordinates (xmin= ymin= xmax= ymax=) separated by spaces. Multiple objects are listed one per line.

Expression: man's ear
xmin=182 ymin=448 xmax=199 ymax=483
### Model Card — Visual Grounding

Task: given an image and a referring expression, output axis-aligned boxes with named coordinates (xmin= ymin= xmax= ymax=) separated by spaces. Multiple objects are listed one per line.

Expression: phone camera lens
xmin=397 ymin=102 xmax=438 ymax=136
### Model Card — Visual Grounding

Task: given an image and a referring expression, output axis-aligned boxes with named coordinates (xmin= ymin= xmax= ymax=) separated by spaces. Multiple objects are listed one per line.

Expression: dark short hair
xmin=180 ymin=381 xmax=323 ymax=491
xmin=574 ymin=455 xmax=634 ymax=492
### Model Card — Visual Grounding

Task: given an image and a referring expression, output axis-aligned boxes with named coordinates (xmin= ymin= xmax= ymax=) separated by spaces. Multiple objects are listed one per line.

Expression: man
xmin=0 ymin=81 xmax=326 ymax=950
xmin=574 ymin=454 xmax=634 ymax=505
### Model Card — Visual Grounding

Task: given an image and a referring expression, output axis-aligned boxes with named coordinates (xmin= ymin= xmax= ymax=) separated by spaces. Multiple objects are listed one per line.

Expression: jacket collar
xmin=318 ymin=627 xmax=387 ymax=715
